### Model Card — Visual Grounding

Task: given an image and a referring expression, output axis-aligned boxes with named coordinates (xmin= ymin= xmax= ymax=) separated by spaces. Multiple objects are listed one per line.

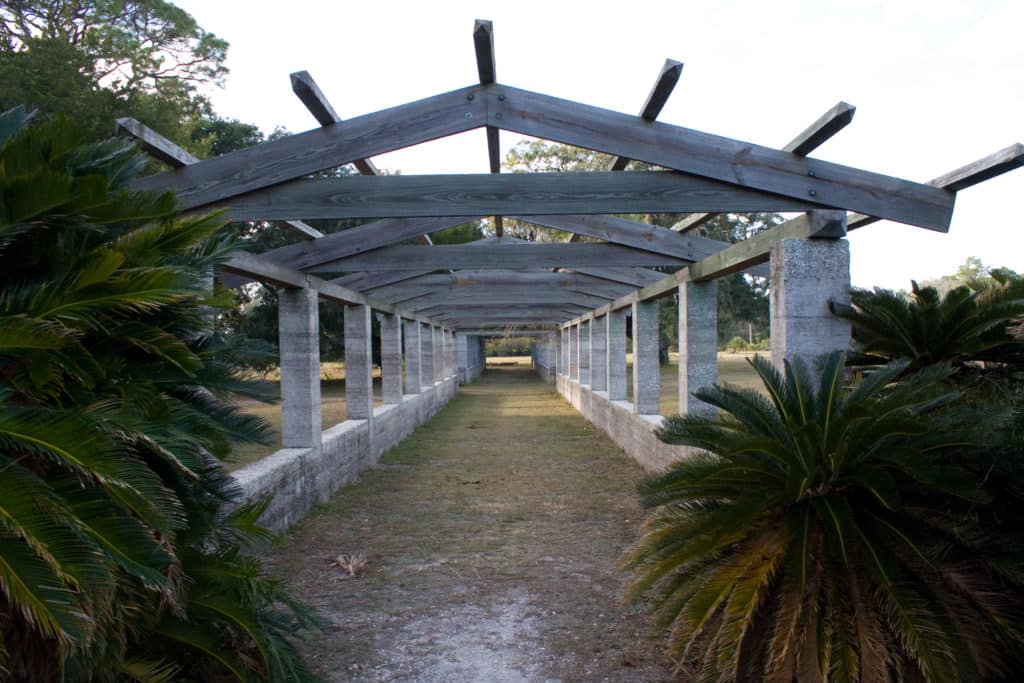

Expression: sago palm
xmin=829 ymin=278 xmax=1024 ymax=371
xmin=625 ymin=352 xmax=1024 ymax=682
xmin=0 ymin=107 xmax=319 ymax=680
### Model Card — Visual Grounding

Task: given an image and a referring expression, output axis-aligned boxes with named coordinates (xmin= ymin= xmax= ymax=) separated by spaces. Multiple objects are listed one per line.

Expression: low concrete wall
xmin=556 ymin=374 xmax=688 ymax=473
xmin=232 ymin=377 xmax=459 ymax=531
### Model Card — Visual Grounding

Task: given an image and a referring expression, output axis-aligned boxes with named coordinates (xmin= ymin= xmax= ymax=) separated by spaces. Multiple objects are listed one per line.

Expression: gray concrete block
xmin=632 ymin=300 xmax=660 ymax=415
xmin=345 ymin=304 xmax=374 ymax=420
xmin=607 ymin=309 xmax=627 ymax=401
xmin=278 ymin=288 xmax=322 ymax=448
xmin=678 ymin=280 xmax=718 ymax=419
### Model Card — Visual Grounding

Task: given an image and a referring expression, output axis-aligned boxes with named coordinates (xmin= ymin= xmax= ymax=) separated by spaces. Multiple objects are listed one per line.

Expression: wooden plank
xmin=260 ymin=215 xmax=480 ymax=269
xmin=406 ymin=290 xmax=611 ymax=309
xmin=290 ymin=70 xmax=380 ymax=176
xmin=217 ymin=170 xmax=816 ymax=221
xmin=568 ymin=267 xmax=669 ymax=287
xmin=363 ymin=270 xmax=635 ymax=298
xmin=220 ymin=253 xmax=442 ymax=325
xmin=607 ymin=58 xmax=683 ymax=171
xmin=671 ymin=100 xmax=856 ymax=234
xmin=116 ymin=117 xmax=323 ymax=241
xmin=490 ymin=85 xmax=953 ymax=231
xmin=784 ymin=101 xmax=856 ymax=156
xmin=563 ymin=210 xmax=849 ymax=327
xmin=473 ymin=20 xmax=496 ymax=85
xmin=132 ymin=85 xmax=487 ymax=209
xmin=331 ymin=270 xmax=436 ymax=291
xmin=307 ymin=242 xmax=690 ymax=272
xmin=849 ymin=143 xmax=1024 ymax=230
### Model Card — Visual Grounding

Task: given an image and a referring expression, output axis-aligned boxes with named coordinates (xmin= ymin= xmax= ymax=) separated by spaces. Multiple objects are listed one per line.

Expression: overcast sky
xmin=174 ymin=0 xmax=1022 ymax=290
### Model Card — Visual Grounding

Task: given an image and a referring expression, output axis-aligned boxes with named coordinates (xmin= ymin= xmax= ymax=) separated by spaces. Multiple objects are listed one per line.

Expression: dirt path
xmin=268 ymin=366 xmax=675 ymax=682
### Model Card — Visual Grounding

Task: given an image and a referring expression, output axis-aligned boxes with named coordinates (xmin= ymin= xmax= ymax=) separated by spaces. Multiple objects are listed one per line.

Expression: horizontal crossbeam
xmin=215 ymin=171 xmax=817 ymax=221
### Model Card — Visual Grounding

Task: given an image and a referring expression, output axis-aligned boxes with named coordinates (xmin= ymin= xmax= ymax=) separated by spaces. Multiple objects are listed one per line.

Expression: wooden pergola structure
xmin=120 ymin=19 xmax=1023 ymax=446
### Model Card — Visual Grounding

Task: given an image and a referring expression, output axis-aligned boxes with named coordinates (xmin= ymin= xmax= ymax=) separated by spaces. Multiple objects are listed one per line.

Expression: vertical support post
xmin=547 ymin=332 xmax=558 ymax=379
xmin=344 ymin=303 xmax=374 ymax=420
xmin=560 ymin=329 xmax=569 ymax=375
xmin=770 ymin=237 xmax=851 ymax=377
xmin=420 ymin=322 xmax=434 ymax=389
xmin=278 ymin=288 xmax=321 ymax=448
xmin=579 ymin=319 xmax=591 ymax=385
xmin=632 ymin=299 xmax=660 ymax=415
xmin=607 ymin=309 xmax=627 ymax=400
xmin=433 ymin=326 xmax=444 ymax=382
xmin=570 ymin=323 xmax=579 ymax=380
xmin=447 ymin=329 xmax=456 ymax=377
xmin=678 ymin=281 xmax=718 ymax=417
xmin=378 ymin=313 xmax=403 ymax=404
xmin=457 ymin=332 xmax=469 ymax=383
xmin=404 ymin=319 xmax=422 ymax=394
xmin=590 ymin=314 xmax=607 ymax=391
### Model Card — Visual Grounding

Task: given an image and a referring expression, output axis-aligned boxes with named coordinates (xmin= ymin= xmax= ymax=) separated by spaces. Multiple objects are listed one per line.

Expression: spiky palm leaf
xmin=0 ymin=108 xmax=318 ymax=679
xmin=830 ymin=278 xmax=1024 ymax=371
xmin=626 ymin=352 xmax=1024 ymax=682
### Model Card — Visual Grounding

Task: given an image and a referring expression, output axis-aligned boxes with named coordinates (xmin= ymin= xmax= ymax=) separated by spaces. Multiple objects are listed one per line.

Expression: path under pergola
xmin=119 ymin=19 xmax=1024 ymax=524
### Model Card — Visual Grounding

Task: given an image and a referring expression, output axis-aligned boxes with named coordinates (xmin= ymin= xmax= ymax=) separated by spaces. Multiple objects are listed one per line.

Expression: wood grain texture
xmin=473 ymin=20 xmax=496 ymax=85
xmin=133 ymin=85 xmax=486 ymax=209
xmin=216 ymin=170 xmax=816 ymax=221
xmin=116 ymin=117 xmax=324 ymax=241
xmin=490 ymin=85 xmax=953 ymax=231
xmin=606 ymin=58 xmax=683 ymax=171
xmin=672 ymin=100 xmax=855 ymax=234
xmin=405 ymin=290 xmax=611 ymax=309
xmin=260 ymin=215 xmax=480 ymax=269
xmin=307 ymin=242 xmax=690 ymax=272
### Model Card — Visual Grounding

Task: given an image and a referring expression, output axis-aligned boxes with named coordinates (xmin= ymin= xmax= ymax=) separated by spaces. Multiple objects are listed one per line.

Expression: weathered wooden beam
xmin=562 ymin=210 xmax=848 ymax=328
xmin=406 ymin=290 xmax=611 ymax=310
xmin=671 ymin=101 xmax=856 ymax=235
xmin=784 ymin=101 xmax=857 ymax=156
xmin=216 ymin=170 xmax=816 ymax=221
xmin=307 ymin=242 xmax=689 ymax=272
xmin=260 ymin=215 xmax=480 ymax=269
xmin=219 ymin=252 xmax=442 ymax=325
xmin=116 ymin=117 xmax=323 ymax=241
xmin=567 ymin=267 xmax=669 ymax=287
xmin=363 ymin=269 xmax=636 ymax=297
xmin=132 ymin=85 xmax=486 ymax=209
xmin=514 ymin=213 xmax=768 ymax=277
xmin=290 ymin=70 xmax=379 ymax=176
xmin=607 ymin=58 xmax=683 ymax=172
xmin=489 ymin=85 xmax=952 ymax=231
xmin=473 ymin=19 xmax=496 ymax=85
xmin=848 ymin=143 xmax=1024 ymax=230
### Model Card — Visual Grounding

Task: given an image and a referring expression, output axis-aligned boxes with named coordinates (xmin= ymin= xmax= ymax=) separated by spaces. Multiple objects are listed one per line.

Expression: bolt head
xmin=466 ymin=93 xmax=475 ymax=101
xmin=809 ymin=189 xmax=817 ymax=197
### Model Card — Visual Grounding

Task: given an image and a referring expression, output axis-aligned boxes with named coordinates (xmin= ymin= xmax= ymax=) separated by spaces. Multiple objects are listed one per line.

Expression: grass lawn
xmin=226 ymin=352 xmax=765 ymax=472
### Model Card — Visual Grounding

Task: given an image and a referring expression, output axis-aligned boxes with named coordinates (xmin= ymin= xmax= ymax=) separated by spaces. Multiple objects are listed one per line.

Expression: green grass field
xmin=226 ymin=352 xmax=764 ymax=471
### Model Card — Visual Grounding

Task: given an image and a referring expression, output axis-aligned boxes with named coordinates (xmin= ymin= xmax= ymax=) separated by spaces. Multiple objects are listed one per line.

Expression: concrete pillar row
xmin=344 ymin=303 xmax=374 ymax=421
xmin=632 ymin=300 xmax=660 ymax=415
xmin=278 ymin=287 xmax=322 ymax=449
xmin=607 ymin=309 xmax=627 ymax=401
xmin=590 ymin=315 xmax=607 ymax=391
xmin=420 ymin=323 xmax=434 ymax=389
xmin=579 ymin=320 xmax=591 ymax=386
xmin=403 ymin=319 xmax=422 ymax=395
xmin=770 ymin=238 xmax=851 ymax=378
xmin=679 ymin=281 xmax=718 ymax=418
xmin=379 ymin=313 xmax=403 ymax=405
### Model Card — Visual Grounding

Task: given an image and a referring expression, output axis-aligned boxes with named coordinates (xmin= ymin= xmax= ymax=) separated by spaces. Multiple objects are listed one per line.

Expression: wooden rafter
xmin=606 ymin=58 xmax=683 ymax=172
xmin=671 ymin=101 xmax=856 ymax=234
xmin=473 ymin=19 xmax=504 ymax=238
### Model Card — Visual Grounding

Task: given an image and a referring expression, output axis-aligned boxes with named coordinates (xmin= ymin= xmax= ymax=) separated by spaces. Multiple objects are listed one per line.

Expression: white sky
xmin=174 ymin=0 xmax=1022 ymax=290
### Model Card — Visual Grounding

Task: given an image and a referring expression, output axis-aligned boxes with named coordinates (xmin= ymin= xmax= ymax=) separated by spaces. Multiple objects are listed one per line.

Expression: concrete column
xmin=632 ymin=300 xmax=660 ymax=415
xmin=770 ymin=238 xmax=851 ymax=376
xmin=403 ymin=319 xmax=422 ymax=394
xmin=548 ymin=333 xmax=558 ymax=379
xmin=457 ymin=333 xmax=469 ymax=382
xmin=433 ymin=326 xmax=444 ymax=382
xmin=607 ymin=309 xmax=627 ymax=401
xmin=560 ymin=329 xmax=569 ymax=376
xmin=344 ymin=303 xmax=374 ymax=420
xmin=590 ymin=314 xmax=607 ymax=391
xmin=420 ymin=323 xmax=434 ymax=388
xmin=447 ymin=330 xmax=457 ymax=377
xmin=379 ymin=313 xmax=403 ymax=404
xmin=278 ymin=288 xmax=322 ymax=448
xmin=679 ymin=281 xmax=718 ymax=418
xmin=569 ymin=323 xmax=579 ymax=380
xmin=579 ymin=319 xmax=591 ymax=385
